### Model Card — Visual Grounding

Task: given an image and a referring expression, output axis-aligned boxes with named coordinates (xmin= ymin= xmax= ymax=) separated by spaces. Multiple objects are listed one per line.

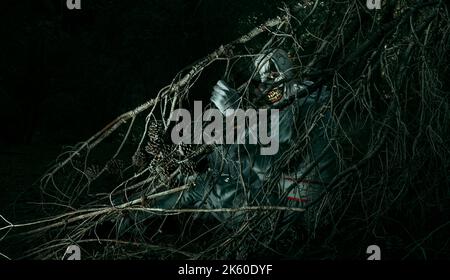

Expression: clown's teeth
xmin=267 ymin=89 xmax=282 ymax=103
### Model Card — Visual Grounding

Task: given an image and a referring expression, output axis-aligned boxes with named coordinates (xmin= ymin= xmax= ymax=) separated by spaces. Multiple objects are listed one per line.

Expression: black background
xmin=0 ymin=0 xmax=280 ymax=214
xmin=1 ymin=0 xmax=282 ymax=145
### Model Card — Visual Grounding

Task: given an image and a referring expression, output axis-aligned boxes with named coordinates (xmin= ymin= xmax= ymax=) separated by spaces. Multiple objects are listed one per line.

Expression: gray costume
xmin=151 ymin=49 xmax=336 ymax=223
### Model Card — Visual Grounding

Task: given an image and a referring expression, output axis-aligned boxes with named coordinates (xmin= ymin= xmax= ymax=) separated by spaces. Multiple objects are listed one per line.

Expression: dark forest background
xmin=0 ymin=0 xmax=281 ymax=216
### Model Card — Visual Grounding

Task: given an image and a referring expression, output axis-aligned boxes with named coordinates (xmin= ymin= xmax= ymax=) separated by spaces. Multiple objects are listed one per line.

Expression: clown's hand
xmin=210 ymin=80 xmax=241 ymax=117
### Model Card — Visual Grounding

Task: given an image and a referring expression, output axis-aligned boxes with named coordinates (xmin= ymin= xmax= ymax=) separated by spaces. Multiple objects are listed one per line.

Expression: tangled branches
xmin=1 ymin=0 xmax=449 ymax=259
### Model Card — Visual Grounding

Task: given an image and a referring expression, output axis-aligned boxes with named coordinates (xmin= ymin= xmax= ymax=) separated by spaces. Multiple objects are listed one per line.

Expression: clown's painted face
xmin=253 ymin=49 xmax=295 ymax=105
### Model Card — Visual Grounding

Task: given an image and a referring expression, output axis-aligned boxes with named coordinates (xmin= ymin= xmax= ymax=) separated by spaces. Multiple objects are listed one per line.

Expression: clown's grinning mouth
xmin=267 ymin=88 xmax=283 ymax=103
